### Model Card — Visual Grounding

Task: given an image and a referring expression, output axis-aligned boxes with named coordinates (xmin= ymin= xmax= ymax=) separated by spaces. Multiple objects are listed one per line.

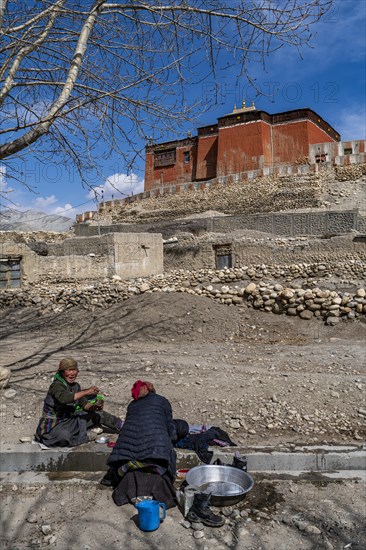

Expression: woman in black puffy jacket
xmin=108 ymin=380 xmax=177 ymax=477
xmin=106 ymin=380 xmax=187 ymax=507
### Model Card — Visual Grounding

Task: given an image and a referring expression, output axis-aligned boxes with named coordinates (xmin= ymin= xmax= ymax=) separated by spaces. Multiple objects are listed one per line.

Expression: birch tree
xmin=0 ymin=0 xmax=333 ymax=188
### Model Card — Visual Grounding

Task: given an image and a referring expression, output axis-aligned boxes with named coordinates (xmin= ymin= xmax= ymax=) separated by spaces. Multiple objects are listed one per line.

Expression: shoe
xmin=87 ymin=430 xmax=98 ymax=442
xmin=100 ymin=467 xmax=118 ymax=487
xmin=187 ymin=493 xmax=225 ymax=527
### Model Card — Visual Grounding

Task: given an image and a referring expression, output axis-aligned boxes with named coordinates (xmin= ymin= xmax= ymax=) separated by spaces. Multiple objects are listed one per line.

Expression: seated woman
xmin=106 ymin=380 xmax=181 ymax=509
xmin=35 ymin=357 xmax=123 ymax=447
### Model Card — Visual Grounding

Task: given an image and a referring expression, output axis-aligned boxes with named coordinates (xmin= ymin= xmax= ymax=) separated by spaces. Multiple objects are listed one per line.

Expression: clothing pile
xmin=175 ymin=424 xmax=237 ymax=463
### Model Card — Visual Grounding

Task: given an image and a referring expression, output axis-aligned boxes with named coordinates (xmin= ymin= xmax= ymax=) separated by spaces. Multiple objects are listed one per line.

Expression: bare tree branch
xmin=0 ymin=0 xmax=334 ymax=191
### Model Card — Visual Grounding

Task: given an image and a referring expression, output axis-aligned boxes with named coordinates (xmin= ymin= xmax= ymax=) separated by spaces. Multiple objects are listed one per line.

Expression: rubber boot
xmin=232 ymin=452 xmax=247 ymax=472
xmin=187 ymin=493 xmax=225 ymax=527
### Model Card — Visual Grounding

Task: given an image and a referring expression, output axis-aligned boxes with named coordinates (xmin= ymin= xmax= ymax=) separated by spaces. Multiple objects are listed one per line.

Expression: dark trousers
xmin=84 ymin=409 xmax=121 ymax=432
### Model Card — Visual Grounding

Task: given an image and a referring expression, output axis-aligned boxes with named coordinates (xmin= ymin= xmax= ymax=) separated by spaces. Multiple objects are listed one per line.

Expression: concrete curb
xmin=1 ymin=444 xmax=365 ymax=481
xmin=0 ymin=470 xmax=365 ymax=488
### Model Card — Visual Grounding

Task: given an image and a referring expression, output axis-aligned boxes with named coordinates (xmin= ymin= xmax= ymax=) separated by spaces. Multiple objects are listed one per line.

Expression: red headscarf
xmin=131 ymin=380 xmax=155 ymax=401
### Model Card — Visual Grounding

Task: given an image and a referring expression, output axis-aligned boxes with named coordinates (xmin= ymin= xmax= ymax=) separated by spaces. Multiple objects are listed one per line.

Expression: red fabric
xmin=131 ymin=380 xmax=155 ymax=401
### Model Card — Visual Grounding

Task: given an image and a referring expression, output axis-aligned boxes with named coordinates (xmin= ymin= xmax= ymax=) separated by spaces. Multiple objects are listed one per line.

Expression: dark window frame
xmin=0 ymin=257 xmax=22 ymax=289
xmin=214 ymin=244 xmax=233 ymax=269
xmin=154 ymin=148 xmax=176 ymax=168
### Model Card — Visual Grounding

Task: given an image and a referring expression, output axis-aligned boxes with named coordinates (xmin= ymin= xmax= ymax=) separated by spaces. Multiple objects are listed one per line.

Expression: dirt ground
xmin=1 ymin=477 xmax=365 ymax=550
xmin=1 ymin=293 xmax=365 ymax=446
xmin=1 ymin=292 xmax=365 ymax=549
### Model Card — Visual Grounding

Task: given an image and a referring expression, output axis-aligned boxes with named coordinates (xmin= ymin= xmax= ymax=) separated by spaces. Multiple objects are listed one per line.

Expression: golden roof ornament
xmin=232 ymin=99 xmax=256 ymax=114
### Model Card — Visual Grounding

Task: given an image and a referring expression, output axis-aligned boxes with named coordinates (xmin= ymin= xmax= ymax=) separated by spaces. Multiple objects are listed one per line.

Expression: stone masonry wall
xmin=0 ymin=267 xmax=364 ymax=327
xmin=163 ymin=235 xmax=366 ymax=275
xmin=74 ymin=210 xmax=364 ymax=239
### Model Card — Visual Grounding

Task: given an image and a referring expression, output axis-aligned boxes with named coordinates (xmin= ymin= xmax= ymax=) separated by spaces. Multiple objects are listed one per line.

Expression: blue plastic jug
xmin=135 ymin=499 xmax=166 ymax=531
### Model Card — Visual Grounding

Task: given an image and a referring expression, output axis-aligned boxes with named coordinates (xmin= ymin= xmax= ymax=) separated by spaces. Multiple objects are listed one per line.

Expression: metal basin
xmin=185 ymin=465 xmax=254 ymax=507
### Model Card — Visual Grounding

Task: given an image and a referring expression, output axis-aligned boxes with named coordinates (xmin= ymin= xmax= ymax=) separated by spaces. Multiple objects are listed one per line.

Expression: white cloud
xmin=87 ymin=172 xmax=144 ymax=201
xmin=16 ymin=195 xmax=81 ymax=219
xmin=336 ymin=109 xmax=366 ymax=141
xmin=33 ymin=195 xmax=58 ymax=209
xmin=52 ymin=203 xmax=79 ymax=219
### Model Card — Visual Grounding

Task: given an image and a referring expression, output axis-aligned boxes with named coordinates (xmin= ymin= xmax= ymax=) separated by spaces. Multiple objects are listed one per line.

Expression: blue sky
xmin=1 ymin=0 xmax=365 ymax=220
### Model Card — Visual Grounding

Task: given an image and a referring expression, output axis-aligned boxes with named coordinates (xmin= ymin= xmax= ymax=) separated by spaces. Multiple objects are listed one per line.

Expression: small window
xmin=0 ymin=258 xmax=21 ymax=288
xmin=315 ymin=154 xmax=327 ymax=163
xmin=184 ymin=151 xmax=190 ymax=163
xmin=343 ymin=148 xmax=352 ymax=155
xmin=214 ymin=245 xmax=232 ymax=269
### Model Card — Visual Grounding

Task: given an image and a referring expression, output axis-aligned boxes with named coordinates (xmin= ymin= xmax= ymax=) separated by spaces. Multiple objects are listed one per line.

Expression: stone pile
xmin=105 ymin=165 xmax=366 ymax=224
xmin=0 ymin=267 xmax=365 ymax=324
xmin=335 ymin=163 xmax=366 ymax=182
xmin=0 ymin=230 xmax=70 ymax=244
xmin=109 ymin=172 xmax=323 ymax=223
xmin=177 ymin=281 xmax=365 ymax=325
xmin=163 ymin=261 xmax=366 ymax=285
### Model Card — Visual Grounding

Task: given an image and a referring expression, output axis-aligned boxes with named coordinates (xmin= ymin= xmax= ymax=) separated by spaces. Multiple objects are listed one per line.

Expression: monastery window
xmin=0 ymin=258 xmax=21 ymax=289
xmin=315 ymin=154 xmax=327 ymax=163
xmin=184 ymin=151 xmax=190 ymax=164
xmin=154 ymin=148 xmax=176 ymax=168
xmin=343 ymin=148 xmax=352 ymax=155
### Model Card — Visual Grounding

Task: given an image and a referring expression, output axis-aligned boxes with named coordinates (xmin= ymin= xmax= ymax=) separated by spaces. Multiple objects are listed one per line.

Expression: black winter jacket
xmin=107 ymin=393 xmax=177 ymax=477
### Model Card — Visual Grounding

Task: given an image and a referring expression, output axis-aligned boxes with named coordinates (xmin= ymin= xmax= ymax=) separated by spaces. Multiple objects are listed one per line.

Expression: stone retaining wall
xmin=75 ymin=142 xmax=366 ymax=224
xmin=1 ymin=266 xmax=364 ymax=325
xmin=206 ymin=210 xmax=360 ymax=235
xmin=74 ymin=210 xmax=365 ymax=239
xmin=164 ymin=238 xmax=366 ymax=275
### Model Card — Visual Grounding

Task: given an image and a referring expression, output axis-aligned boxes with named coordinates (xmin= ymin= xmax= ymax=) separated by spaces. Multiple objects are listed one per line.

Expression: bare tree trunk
xmin=0 ymin=0 xmax=8 ymax=30
xmin=0 ymin=0 xmax=105 ymax=158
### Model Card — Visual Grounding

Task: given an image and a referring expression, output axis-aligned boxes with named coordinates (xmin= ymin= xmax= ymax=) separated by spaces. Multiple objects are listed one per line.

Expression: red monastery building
xmin=144 ymin=102 xmax=340 ymax=192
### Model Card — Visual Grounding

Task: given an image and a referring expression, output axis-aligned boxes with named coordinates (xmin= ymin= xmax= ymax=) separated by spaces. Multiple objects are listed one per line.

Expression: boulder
xmin=299 ymin=310 xmax=314 ymax=320
xmin=0 ymin=367 xmax=11 ymax=390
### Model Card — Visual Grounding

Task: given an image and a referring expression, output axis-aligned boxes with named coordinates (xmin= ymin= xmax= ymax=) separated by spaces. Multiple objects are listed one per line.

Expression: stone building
xmin=144 ymin=104 xmax=340 ymax=191
xmin=0 ymin=233 xmax=163 ymax=288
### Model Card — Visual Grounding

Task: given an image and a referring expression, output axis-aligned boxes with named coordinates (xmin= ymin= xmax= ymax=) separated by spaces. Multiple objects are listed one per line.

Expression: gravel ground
xmin=1 ymin=292 xmax=365 ymax=550
xmin=1 ymin=293 xmax=365 ymax=446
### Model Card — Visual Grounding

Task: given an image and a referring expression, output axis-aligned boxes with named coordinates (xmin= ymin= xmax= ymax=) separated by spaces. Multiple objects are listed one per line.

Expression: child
xmin=35 ymin=357 xmax=123 ymax=447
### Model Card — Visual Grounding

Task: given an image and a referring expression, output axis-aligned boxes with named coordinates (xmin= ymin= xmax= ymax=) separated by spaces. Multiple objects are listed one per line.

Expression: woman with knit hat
xmin=35 ymin=357 xmax=123 ymax=447
xmin=106 ymin=380 xmax=178 ymax=508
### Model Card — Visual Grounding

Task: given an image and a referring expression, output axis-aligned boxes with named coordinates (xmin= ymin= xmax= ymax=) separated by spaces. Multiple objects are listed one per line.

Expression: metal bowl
xmin=185 ymin=465 xmax=254 ymax=507
xmin=95 ymin=436 xmax=109 ymax=444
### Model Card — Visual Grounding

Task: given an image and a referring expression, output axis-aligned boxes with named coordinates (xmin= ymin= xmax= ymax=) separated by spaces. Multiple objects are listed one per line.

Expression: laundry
xmin=175 ymin=426 xmax=237 ymax=464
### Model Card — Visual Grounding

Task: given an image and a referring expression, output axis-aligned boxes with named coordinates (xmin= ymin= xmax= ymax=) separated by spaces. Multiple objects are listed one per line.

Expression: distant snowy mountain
xmin=0 ymin=208 xmax=73 ymax=232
